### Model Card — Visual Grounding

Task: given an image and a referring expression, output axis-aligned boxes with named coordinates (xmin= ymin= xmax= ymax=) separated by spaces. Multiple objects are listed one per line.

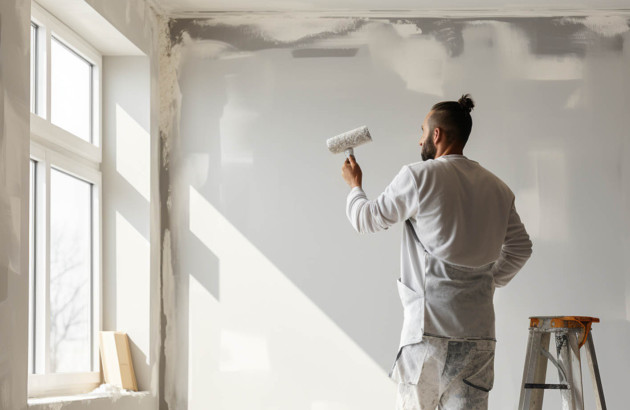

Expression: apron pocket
xmin=397 ymin=278 xmax=425 ymax=346
xmin=389 ymin=341 xmax=428 ymax=385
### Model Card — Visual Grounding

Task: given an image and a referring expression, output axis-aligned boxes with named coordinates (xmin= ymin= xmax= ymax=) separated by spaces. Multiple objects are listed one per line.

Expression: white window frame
xmin=31 ymin=2 xmax=102 ymax=162
xmin=29 ymin=2 xmax=103 ymax=399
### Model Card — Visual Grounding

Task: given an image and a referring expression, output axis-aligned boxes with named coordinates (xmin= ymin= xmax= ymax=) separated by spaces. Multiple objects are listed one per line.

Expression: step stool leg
xmin=556 ymin=332 xmax=584 ymax=410
xmin=519 ymin=331 xmax=550 ymax=410
xmin=585 ymin=332 xmax=607 ymax=410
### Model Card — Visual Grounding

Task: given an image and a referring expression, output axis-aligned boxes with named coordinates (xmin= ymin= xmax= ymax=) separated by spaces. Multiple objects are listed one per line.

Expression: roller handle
xmin=344 ymin=148 xmax=354 ymax=159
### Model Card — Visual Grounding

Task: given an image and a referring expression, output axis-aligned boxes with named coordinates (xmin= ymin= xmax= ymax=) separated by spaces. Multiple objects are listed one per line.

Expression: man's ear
xmin=433 ymin=127 xmax=442 ymax=144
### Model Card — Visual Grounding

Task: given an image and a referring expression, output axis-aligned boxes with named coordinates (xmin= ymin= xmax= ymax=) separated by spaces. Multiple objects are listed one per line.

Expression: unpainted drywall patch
xmin=291 ymin=48 xmax=359 ymax=58
xmin=159 ymin=15 xmax=181 ymax=171
xmin=158 ymin=13 xmax=181 ymax=410
xmin=160 ymin=229 xmax=176 ymax=410
xmin=389 ymin=18 xmax=467 ymax=57
xmin=166 ymin=15 xmax=629 ymax=67
xmin=169 ymin=16 xmax=367 ymax=50
xmin=376 ymin=16 xmax=629 ymax=57
xmin=562 ymin=15 xmax=630 ymax=37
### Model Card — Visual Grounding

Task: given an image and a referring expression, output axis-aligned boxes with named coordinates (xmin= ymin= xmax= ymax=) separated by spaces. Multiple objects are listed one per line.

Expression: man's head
xmin=419 ymin=94 xmax=475 ymax=160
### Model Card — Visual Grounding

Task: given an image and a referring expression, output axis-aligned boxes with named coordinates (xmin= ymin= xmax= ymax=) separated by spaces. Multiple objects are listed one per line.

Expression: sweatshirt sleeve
xmin=346 ymin=166 xmax=419 ymax=234
xmin=492 ymin=200 xmax=533 ymax=287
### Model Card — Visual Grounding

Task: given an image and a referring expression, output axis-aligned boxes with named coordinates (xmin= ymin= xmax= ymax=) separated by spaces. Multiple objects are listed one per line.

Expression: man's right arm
xmin=492 ymin=200 xmax=533 ymax=287
xmin=346 ymin=165 xmax=419 ymax=234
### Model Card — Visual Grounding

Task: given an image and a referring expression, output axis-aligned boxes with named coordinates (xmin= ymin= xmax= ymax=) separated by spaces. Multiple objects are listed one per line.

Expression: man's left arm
xmin=342 ymin=156 xmax=419 ymax=234
xmin=491 ymin=200 xmax=533 ymax=287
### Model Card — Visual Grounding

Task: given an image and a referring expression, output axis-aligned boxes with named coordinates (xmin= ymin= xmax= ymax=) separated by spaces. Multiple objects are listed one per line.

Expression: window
xmin=49 ymin=168 xmax=94 ymax=373
xmin=29 ymin=2 xmax=102 ymax=398
xmin=50 ymin=37 xmax=93 ymax=143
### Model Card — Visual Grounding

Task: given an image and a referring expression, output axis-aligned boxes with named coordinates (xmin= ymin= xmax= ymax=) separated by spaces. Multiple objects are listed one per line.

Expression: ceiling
xmin=151 ymin=0 xmax=630 ymax=15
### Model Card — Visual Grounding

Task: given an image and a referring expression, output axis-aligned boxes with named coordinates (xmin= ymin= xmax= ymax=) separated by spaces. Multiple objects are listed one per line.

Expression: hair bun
xmin=458 ymin=94 xmax=475 ymax=113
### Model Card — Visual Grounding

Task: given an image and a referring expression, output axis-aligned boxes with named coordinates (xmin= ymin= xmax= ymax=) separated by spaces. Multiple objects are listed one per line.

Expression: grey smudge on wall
xmin=378 ymin=16 xmax=629 ymax=57
xmin=388 ymin=18 xmax=467 ymax=57
xmin=168 ymin=16 xmax=629 ymax=60
xmin=292 ymin=48 xmax=359 ymax=58
xmin=503 ymin=17 xmax=625 ymax=56
xmin=168 ymin=17 xmax=367 ymax=50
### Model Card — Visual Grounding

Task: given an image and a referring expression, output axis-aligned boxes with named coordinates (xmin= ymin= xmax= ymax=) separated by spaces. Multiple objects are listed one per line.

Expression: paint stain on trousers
xmin=393 ymin=335 xmax=495 ymax=410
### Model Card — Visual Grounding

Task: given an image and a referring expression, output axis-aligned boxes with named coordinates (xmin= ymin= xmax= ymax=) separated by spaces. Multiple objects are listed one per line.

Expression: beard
xmin=421 ymin=135 xmax=437 ymax=161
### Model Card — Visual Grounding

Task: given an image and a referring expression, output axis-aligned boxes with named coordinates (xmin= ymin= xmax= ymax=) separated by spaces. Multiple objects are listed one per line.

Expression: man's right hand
xmin=342 ymin=155 xmax=362 ymax=188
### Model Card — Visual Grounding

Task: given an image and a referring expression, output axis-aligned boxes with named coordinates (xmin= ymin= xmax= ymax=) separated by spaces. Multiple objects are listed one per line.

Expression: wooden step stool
xmin=518 ymin=316 xmax=606 ymax=410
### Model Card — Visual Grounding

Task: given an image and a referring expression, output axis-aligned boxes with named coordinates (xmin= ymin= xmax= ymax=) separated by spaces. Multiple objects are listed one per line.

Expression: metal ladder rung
xmin=524 ymin=383 xmax=569 ymax=390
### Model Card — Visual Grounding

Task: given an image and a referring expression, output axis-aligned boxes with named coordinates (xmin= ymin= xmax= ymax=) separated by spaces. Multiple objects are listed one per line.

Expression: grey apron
xmin=389 ymin=219 xmax=496 ymax=381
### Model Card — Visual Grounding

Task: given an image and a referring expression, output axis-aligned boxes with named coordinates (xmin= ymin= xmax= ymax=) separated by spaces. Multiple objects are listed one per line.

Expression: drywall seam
xmin=157 ymin=12 xmax=180 ymax=410
xmin=159 ymin=229 xmax=175 ymax=410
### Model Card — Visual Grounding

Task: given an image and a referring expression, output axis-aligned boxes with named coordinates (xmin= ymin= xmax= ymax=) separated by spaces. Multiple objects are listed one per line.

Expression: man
xmin=341 ymin=95 xmax=532 ymax=410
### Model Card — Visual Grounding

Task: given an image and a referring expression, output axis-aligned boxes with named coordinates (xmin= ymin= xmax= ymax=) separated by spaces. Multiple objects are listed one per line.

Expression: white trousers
xmin=393 ymin=336 xmax=495 ymax=410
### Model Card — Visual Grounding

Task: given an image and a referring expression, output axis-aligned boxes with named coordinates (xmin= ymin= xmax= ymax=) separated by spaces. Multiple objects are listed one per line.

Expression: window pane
xmin=30 ymin=23 xmax=37 ymax=114
xmin=50 ymin=168 xmax=92 ymax=373
xmin=28 ymin=160 xmax=36 ymax=374
xmin=51 ymin=37 xmax=92 ymax=142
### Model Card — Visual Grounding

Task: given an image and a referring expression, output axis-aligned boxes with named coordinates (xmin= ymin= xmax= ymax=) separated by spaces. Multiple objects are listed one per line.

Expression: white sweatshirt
xmin=346 ymin=154 xmax=532 ymax=342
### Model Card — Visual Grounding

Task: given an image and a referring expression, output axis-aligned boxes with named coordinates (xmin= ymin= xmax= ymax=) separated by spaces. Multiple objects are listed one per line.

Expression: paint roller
xmin=326 ymin=126 xmax=372 ymax=159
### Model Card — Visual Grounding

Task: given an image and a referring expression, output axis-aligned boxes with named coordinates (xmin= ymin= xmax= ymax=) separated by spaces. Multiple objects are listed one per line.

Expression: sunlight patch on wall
xmin=115 ymin=211 xmax=150 ymax=358
xmin=115 ymin=104 xmax=150 ymax=200
xmin=188 ymin=185 xmax=395 ymax=409
xmin=219 ymin=330 xmax=271 ymax=372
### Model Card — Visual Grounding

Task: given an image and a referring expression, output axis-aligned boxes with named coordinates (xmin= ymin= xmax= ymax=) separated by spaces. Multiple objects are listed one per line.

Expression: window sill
xmin=28 ymin=384 xmax=151 ymax=410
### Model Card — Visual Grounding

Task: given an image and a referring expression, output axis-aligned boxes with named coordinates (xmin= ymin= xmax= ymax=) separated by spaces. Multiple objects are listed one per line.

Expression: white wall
xmin=102 ymin=56 xmax=154 ymax=396
xmin=0 ymin=0 xmax=31 ymax=409
xmin=162 ymin=14 xmax=630 ymax=409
